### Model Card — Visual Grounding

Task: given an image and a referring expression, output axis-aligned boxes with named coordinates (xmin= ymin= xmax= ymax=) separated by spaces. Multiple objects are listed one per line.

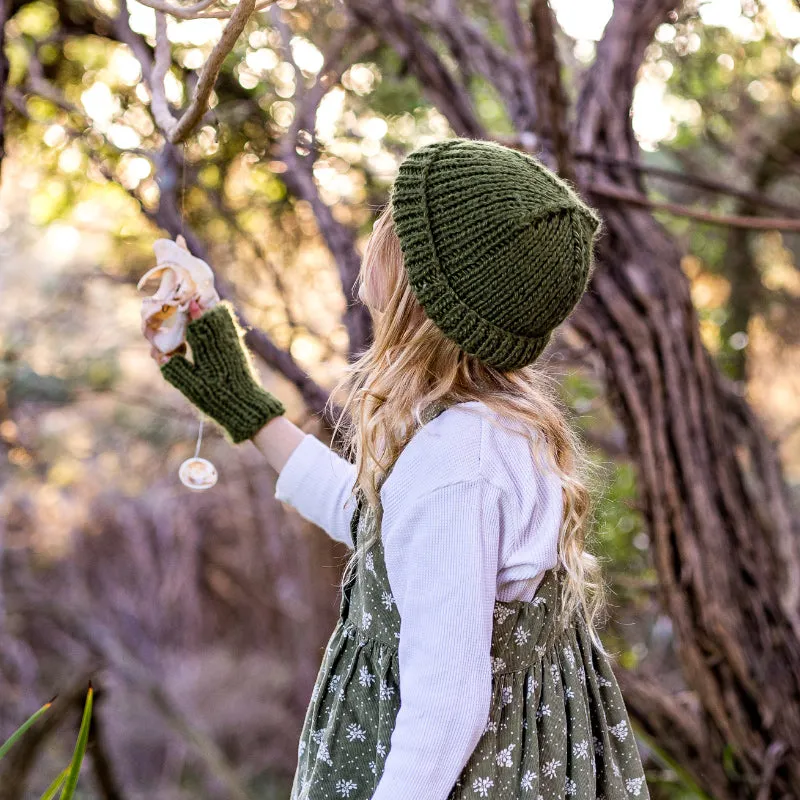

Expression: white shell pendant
xmin=179 ymin=456 xmax=218 ymax=491
xmin=178 ymin=415 xmax=217 ymax=491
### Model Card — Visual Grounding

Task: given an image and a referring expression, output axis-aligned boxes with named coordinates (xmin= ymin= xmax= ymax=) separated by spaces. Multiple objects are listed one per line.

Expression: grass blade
xmin=0 ymin=699 xmax=55 ymax=761
xmin=39 ymin=768 xmax=68 ymax=800
xmin=58 ymin=683 xmax=94 ymax=800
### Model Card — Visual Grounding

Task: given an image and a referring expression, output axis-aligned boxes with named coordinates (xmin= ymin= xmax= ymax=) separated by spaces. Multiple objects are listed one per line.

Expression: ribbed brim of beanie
xmin=390 ymin=138 xmax=603 ymax=371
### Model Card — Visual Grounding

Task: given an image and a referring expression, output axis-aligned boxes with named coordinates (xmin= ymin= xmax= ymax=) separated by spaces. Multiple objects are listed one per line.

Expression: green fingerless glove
xmin=160 ymin=301 xmax=286 ymax=444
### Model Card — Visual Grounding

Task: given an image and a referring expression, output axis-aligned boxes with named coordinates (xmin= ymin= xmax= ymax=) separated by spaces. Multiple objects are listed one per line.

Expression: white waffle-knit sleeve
xmin=274 ymin=433 xmax=357 ymax=548
xmin=371 ymin=477 xmax=502 ymax=800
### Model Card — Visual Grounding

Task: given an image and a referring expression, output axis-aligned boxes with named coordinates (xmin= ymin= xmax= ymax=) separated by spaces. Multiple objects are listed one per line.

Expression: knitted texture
xmin=390 ymin=138 xmax=604 ymax=371
xmin=160 ymin=301 xmax=285 ymax=444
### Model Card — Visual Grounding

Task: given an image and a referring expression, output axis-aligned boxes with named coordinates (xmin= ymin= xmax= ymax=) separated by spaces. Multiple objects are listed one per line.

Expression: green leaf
xmin=59 ymin=684 xmax=94 ymax=800
xmin=0 ymin=699 xmax=54 ymax=761
xmin=39 ymin=768 xmax=68 ymax=800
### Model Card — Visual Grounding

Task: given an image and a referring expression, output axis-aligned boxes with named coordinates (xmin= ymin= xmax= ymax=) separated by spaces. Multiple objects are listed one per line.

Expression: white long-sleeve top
xmin=274 ymin=400 xmax=563 ymax=800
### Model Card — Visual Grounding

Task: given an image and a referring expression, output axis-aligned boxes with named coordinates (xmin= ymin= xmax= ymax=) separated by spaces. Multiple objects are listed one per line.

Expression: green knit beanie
xmin=389 ymin=138 xmax=603 ymax=371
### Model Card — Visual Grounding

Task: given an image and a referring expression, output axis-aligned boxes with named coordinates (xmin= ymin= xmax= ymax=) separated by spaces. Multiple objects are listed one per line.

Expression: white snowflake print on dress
xmin=550 ymin=663 xmax=560 ymax=684
xmin=494 ymin=604 xmax=515 ymax=623
xmin=317 ymin=742 xmax=333 ymax=766
xmin=311 ymin=729 xmax=325 ymax=745
xmin=368 ymin=761 xmax=377 ymax=775
xmin=298 ymin=740 xmax=306 ymax=757
xmin=533 ymin=596 xmax=546 ymax=607
xmin=502 ymin=686 xmax=513 ymax=705
xmin=564 ymin=777 xmax=578 ymax=795
xmin=536 ymin=703 xmax=551 ymax=720
xmin=612 ymin=759 xmax=622 ymax=778
xmin=526 ymin=675 xmax=538 ymax=698
xmin=562 ymin=646 xmax=576 ymax=667
xmin=491 ymin=657 xmax=507 ymax=674
xmin=381 ymin=591 xmax=395 ymax=610
xmin=472 ymin=777 xmax=494 ymax=797
xmin=609 ymin=720 xmax=629 ymax=742
xmin=593 ymin=736 xmax=604 ymax=756
xmin=346 ymin=723 xmax=367 ymax=742
xmin=483 ymin=718 xmax=498 ymax=735
xmin=573 ymin=739 xmax=590 ymax=760
xmin=542 ymin=759 xmax=561 ymax=779
xmin=513 ymin=627 xmax=531 ymax=645
xmin=495 ymin=743 xmax=516 ymax=767
xmin=597 ymin=674 xmax=613 ymax=688
xmin=358 ymin=665 xmax=375 ymax=687
xmin=625 ymin=776 xmax=646 ymax=796
xmin=521 ymin=770 xmax=536 ymax=791
xmin=364 ymin=552 xmax=375 ymax=574
xmin=565 ymin=686 xmax=575 ymax=700
xmin=362 ymin=611 xmax=372 ymax=629
xmin=379 ymin=681 xmax=395 ymax=700
xmin=335 ymin=778 xmax=357 ymax=797
xmin=376 ymin=741 xmax=387 ymax=757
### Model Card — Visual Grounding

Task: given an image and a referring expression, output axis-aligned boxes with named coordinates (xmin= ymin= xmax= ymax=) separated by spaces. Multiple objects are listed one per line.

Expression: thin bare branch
xmin=271 ymin=8 xmax=374 ymax=357
xmin=135 ymin=0 xmax=273 ymax=20
xmin=497 ymin=136 xmax=800 ymax=217
xmin=589 ymin=180 xmax=800 ymax=231
xmin=147 ymin=0 xmax=267 ymax=143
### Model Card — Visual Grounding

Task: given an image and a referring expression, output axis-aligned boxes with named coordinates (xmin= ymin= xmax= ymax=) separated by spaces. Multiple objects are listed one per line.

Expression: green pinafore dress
xmin=291 ymin=403 xmax=649 ymax=800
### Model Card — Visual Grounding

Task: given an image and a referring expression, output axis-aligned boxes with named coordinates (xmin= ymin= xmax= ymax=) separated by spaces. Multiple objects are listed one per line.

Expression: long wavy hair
xmin=327 ymin=203 xmax=607 ymax=648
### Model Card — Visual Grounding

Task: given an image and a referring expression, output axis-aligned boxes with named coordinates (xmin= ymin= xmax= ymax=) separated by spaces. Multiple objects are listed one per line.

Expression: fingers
xmin=150 ymin=344 xmax=168 ymax=366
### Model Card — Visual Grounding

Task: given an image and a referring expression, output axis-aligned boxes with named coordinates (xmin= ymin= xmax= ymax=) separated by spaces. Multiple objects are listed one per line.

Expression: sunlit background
xmin=0 ymin=0 xmax=798 ymax=797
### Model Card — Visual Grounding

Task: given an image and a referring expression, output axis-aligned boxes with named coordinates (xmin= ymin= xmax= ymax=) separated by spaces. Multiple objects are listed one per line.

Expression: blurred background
xmin=0 ymin=0 xmax=798 ymax=797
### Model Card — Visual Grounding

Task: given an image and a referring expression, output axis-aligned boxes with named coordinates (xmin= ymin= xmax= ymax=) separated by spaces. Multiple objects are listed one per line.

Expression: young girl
xmin=150 ymin=138 xmax=649 ymax=799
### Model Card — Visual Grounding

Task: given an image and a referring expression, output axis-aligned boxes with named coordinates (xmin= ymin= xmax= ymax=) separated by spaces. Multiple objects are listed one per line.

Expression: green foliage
xmin=59 ymin=684 xmax=93 ymax=800
xmin=0 ymin=699 xmax=53 ymax=761
xmin=0 ymin=685 xmax=93 ymax=800
xmin=39 ymin=769 xmax=68 ymax=800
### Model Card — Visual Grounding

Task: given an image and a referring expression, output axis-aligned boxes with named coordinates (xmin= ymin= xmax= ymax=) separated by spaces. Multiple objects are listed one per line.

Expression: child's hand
xmin=158 ymin=299 xmax=287 ymax=444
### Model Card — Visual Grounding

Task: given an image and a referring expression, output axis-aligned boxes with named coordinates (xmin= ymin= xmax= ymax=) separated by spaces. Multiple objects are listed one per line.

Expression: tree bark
xmin=569 ymin=1 xmax=800 ymax=794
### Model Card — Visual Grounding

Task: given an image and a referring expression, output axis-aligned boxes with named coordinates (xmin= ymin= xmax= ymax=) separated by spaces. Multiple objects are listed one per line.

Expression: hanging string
xmin=176 ymin=139 xmax=218 ymax=491
xmin=194 ymin=415 xmax=205 ymax=459
xmin=180 ymin=140 xmax=188 ymax=240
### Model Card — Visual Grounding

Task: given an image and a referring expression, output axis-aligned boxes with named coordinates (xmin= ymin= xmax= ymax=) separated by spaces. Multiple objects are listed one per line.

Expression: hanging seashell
xmin=178 ymin=456 xmax=218 ymax=491
xmin=137 ymin=236 xmax=221 ymax=355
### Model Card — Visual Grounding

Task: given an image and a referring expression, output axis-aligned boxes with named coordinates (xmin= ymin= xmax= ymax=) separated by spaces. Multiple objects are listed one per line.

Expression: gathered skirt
xmin=291 ymin=541 xmax=650 ymax=800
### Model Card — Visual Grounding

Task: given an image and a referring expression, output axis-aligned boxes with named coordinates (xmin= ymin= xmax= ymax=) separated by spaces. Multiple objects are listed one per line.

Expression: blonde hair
xmin=327 ymin=204 xmax=607 ymax=648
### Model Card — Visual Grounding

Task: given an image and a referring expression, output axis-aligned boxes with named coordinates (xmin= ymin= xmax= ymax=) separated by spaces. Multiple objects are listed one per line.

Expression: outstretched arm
xmin=261 ymin=422 xmax=358 ymax=549
xmin=150 ymin=292 xmax=357 ymax=547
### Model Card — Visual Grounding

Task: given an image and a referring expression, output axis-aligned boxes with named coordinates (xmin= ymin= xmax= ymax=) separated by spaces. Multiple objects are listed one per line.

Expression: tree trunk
xmin=569 ymin=3 xmax=800 ymax=795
